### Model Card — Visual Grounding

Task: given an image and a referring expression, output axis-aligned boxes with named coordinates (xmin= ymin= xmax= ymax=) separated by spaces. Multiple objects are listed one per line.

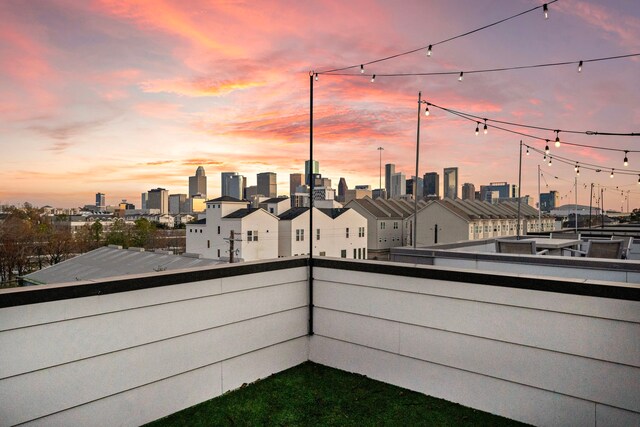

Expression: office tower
xmin=169 ymin=194 xmax=187 ymax=214
xmin=289 ymin=173 xmax=303 ymax=197
xmin=257 ymin=172 xmax=277 ymax=197
xmin=390 ymin=172 xmax=406 ymax=199
xmin=461 ymin=183 xmax=476 ymax=200
xmin=540 ymin=191 xmax=559 ymax=211
xmin=406 ymin=177 xmax=423 ymax=198
xmin=443 ymin=167 xmax=458 ymax=199
xmin=228 ymin=175 xmax=244 ymax=199
xmin=337 ymin=178 xmax=348 ymax=202
xmin=95 ymin=193 xmax=105 ymax=210
xmin=372 ymin=188 xmax=387 ymax=199
xmin=147 ymin=188 xmax=169 ymax=214
xmin=188 ymin=166 xmax=207 ymax=198
xmin=141 ymin=193 xmax=147 ymax=210
xmin=423 ymin=172 xmax=439 ymax=197
xmin=385 ymin=164 xmax=395 ymax=199
xmin=479 ymin=182 xmax=518 ymax=203
xmin=305 ymin=160 xmax=319 ymax=185
xmin=221 ymin=172 xmax=238 ymax=197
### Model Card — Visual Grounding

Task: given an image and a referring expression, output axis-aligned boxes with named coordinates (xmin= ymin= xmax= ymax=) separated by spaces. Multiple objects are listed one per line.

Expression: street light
xmin=377 ymin=146 xmax=384 ymax=198
xmin=416 ymin=92 xmax=429 ymax=249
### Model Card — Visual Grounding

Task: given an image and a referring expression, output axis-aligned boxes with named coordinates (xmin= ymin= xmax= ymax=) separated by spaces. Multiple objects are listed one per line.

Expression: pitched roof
xmin=191 ymin=218 xmax=206 ymax=225
xmin=278 ymin=207 xmax=309 ymax=220
xmin=22 ymin=246 xmax=219 ymax=285
xmin=318 ymin=208 xmax=350 ymax=219
xmin=223 ymin=208 xmax=261 ymax=219
xmin=262 ymin=197 xmax=289 ymax=204
xmin=206 ymin=196 xmax=246 ymax=203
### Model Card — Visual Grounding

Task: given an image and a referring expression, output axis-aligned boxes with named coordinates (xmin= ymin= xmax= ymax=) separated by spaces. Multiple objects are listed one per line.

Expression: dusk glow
xmin=1 ymin=0 xmax=639 ymax=210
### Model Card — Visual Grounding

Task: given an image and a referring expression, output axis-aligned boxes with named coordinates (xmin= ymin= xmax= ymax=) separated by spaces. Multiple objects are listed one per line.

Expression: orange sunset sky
xmin=1 ymin=0 xmax=639 ymax=210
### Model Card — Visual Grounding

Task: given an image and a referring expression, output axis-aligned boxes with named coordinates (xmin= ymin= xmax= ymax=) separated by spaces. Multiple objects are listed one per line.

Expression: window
xmin=253 ymin=230 xmax=258 ymax=241
xmin=189 ymin=229 xmax=192 ymax=233
xmin=296 ymin=229 xmax=304 ymax=241
xmin=353 ymin=249 xmax=357 ymax=258
xmin=380 ymin=222 xmax=386 ymax=230
xmin=207 ymin=240 xmax=210 ymax=248
xmin=341 ymin=249 xmax=347 ymax=258
xmin=217 ymin=226 xmax=220 ymax=235
xmin=362 ymin=248 xmax=366 ymax=259
xmin=316 ymin=229 xmax=320 ymax=240
xmin=248 ymin=230 xmax=258 ymax=241
xmin=200 ymin=229 xmax=202 ymax=233
xmin=217 ymin=249 xmax=220 ymax=257
xmin=393 ymin=222 xmax=398 ymax=229
xmin=358 ymin=227 xmax=365 ymax=237
xmin=269 ymin=208 xmax=274 ymax=213
xmin=358 ymin=248 xmax=362 ymax=259
xmin=346 ymin=228 xmax=350 ymax=238
xmin=319 ymin=251 xmax=326 ymax=256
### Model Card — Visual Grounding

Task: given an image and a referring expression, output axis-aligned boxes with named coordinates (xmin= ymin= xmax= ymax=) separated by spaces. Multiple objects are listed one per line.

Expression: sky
xmin=1 ymin=0 xmax=639 ymax=211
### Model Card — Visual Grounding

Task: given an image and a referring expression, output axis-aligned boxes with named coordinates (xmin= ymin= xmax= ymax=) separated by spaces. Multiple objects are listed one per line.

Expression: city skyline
xmin=1 ymin=1 xmax=639 ymax=209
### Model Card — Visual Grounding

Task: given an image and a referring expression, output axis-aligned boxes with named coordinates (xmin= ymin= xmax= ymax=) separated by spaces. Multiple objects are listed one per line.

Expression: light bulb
xmin=543 ymin=3 xmax=548 ymax=19
xmin=578 ymin=60 xmax=583 ymax=73
xmin=610 ymin=169 xmax=614 ymax=178
xmin=427 ymin=45 xmax=432 ymax=57
xmin=577 ymin=168 xmax=580 ymax=176
xmin=637 ymin=175 xmax=640 ymax=184
xmin=526 ymin=147 xmax=530 ymax=155
xmin=458 ymin=71 xmax=464 ymax=82
xmin=574 ymin=163 xmax=578 ymax=172
xmin=425 ymin=106 xmax=430 ymax=116
xmin=314 ymin=73 xmax=318 ymax=81
xmin=548 ymin=158 xmax=552 ymax=166
xmin=360 ymin=64 xmax=364 ymax=74
xmin=371 ymin=74 xmax=376 ymax=83
xmin=624 ymin=152 xmax=629 ymax=167
xmin=545 ymin=141 xmax=549 ymax=154
xmin=483 ymin=120 xmax=488 ymax=135
xmin=554 ymin=131 xmax=560 ymax=148
xmin=475 ymin=123 xmax=479 ymax=136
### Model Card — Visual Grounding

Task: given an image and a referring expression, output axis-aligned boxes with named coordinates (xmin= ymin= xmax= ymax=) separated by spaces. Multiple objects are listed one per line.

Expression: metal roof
xmin=278 ymin=207 xmax=309 ymax=220
xmin=206 ymin=196 xmax=247 ymax=203
xmin=22 ymin=246 xmax=220 ymax=285
xmin=223 ymin=208 xmax=261 ymax=219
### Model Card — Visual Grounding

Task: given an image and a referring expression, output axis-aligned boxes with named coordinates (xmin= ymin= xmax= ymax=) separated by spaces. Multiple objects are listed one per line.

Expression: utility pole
xmin=589 ymin=183 xmax=593 ymax=229
xmin=574 ymin=176 xmax=578 ymax=232
xmin=601 ymin=187 xmax=605 ymax=229
xmin=224 ymin=230 xmax=242 ymax=263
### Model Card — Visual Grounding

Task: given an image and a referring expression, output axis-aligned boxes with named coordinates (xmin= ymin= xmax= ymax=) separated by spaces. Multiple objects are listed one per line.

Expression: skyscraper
xmin=189 ymin=166 xmax=207 ymax=198
xmin=461 ymin=183 xmax=476 ymax=200
xmin=289 ymin=173 xmax=303 ymax=197
xmin=443 ymin=167 xmax=458 ymax=199
xmin=257 ymin=172 xmax=277 ymax=197
xmin=141 ymin=193 xmax=147 ymax=210
xmin=228 ymin=175 xmax=244 ymax=199
xmin=337 ymin=177 xmax=348 ymax=202
xmin=406 ymin=177 xmax=423 ymax=198
xmin=169 ymin=194 xmax=187 ymax=214
xmin=221 ymin=172 xmax=238 ymax=197
xmin=385 ymin=164 xmax=395 ymax=199
xmin=147 ymin=188 xmax=169 ymax=214
xmin=305 ymin=160 xmax=319 ymax=185
xmin=95 ymin=193 xmax=105 ymax=210
xmin=423 ymin=172 xmax=439 ymax=197
xmin=390 ymin=172 xmax=406 ymax=199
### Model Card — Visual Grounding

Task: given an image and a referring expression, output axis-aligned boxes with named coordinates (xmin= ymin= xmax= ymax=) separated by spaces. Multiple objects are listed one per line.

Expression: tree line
xmin=0 ymin=203 xmax=185 ymax=287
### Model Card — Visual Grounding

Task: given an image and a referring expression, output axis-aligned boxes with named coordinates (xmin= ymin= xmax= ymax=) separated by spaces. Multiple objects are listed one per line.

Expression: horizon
xmin=1 ymin=0 xmax=639 ymax=210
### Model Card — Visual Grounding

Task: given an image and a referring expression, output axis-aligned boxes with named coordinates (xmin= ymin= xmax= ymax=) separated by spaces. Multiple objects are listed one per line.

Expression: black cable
xmin=316 ymin=0 xmax=558 ymax=74
xmin=526 ymin=145 xmax=640 ymax=175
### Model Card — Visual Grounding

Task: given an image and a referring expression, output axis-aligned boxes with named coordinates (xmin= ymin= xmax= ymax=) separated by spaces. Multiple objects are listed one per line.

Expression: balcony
xmin=1 ymin=257 xmax=638 ymax=426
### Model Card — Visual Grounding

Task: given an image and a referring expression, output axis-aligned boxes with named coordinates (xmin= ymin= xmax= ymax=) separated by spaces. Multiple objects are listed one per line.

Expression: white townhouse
xmin=258 ymin=197 xmax=291 ymax=216
xmin=186 ymin=196 xmax=279 ymax=262
xmin=278 ymin=207 xmax=367 ymax=259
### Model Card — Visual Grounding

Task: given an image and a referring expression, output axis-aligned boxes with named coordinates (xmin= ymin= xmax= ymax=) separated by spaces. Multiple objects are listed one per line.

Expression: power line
xmin=526 ymin=145 xmax=640 ymax=176
xmin=317 ymin=1 xmax=558 ymax=74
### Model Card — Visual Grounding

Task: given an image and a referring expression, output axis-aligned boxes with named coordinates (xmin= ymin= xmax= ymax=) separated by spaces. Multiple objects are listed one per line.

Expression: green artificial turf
xmin=147 ymin=362 xmax=530 ymax=426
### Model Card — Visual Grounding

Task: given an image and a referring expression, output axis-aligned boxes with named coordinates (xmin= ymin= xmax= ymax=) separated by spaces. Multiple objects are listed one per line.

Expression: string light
xmin=549 ymin=157 xmax=552 ymax=166
xmin=543 ymin=3 xmax=549 ymax=19
xmin=427 ymin=45 xmax=432 ymax=57
xmin=314 ymin=73 xmax=318 ymax=81
xmin=458 ymin=71 xmax=464 ymax=82
xmin=425 ymin=106 xmax=430 ymax=116
xmin=576 ymin=167 xmax=580 ymax=176
xmin=483 ymin=119 xmax=488 ymax=135
xmin=624 ymin=151 xmax=629 ymax=167
xmin=574 ymin=163 xmax=579 ymax=172
xmin=526 ymin=147 xmax=530 ymax=155
xmin=475 ymin=122 xmax=479 ymax=136
xmin=360 ymin=64 xmax=364 ymax=74
xmin=611 ymin=169 xmax=615 ymax=178
xmin=638 ymin=175 xmax=640 ymax=184
xmin=554 ymin=130 xmax=561 ymax=148
xmin=371 ymin=74 xmax=376 ymax=83
xmin=545 ymin=141 xmax=550 ymax=155
xmin=578 ymin=60 xmax=583 ymax=72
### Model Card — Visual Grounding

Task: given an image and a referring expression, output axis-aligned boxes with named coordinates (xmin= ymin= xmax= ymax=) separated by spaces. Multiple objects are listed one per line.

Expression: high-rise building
xmin=141 ymin=193 xmax=147 ymax=210
xmin=385 ymin=164 xmax=395 ymax=199
xmin=406 ymin=177 xmax=423 ymax=198
xmin=372 ymin=188 xmax=387 ymax=199
xmin=228 ymin=175 xmax=245 ymax=199
xmin=305 ymin=160 xmax=319 ymax=185
xmin=188 ymin=166 xmax=207 ymax=198
xmin=479 ymin=182 xmax=519 ymax=203
xmin=257 ymin=172 xmax=277 ymax=197
xmin=461 ymin=183 xmax=476 ymax=200
xmin=147 ymin=188 xmax=169 ymax=214
xmin=169 ymin=194 xmax=187 ymax=214
xmin=221 ymin=172 xmax=239 ymax=197
xmin=289 ymin=173 xmax=303 ymax=197
xmin=423 ymin=172 xmax=439 ymax=197
xmin=95 ymin=193 xmax=105 ymax=210
xmin=443 ymin=167 xmax=458 ymax=199
xmin=540 ymin=190 xmax=559 ymax=211
xmin=390 ymin=172 xmax=406 ymax=199
xmin=337 ymin=177 xmax=348 ymax=202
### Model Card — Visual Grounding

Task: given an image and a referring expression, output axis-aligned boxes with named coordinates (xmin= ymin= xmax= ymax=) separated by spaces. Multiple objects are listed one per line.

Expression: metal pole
xmin=601 ymin=187 xmax=604 ymax=229
xmin=516 ymin=140 xmax=523 ymax=239
xmin=589 ymin=183 xmax=593 ymax=229
xmin=574 ymin=177 xmax=578 ymax=232
xmin=414 ymin=92 xmax=422 ymax=249
xmin=308 ymin=72 xmax=314 ymax=336
xmin=538 ymin=164 xmax=542 ymax=232
xmin=377 ymin=146 xmax=383 ymax=198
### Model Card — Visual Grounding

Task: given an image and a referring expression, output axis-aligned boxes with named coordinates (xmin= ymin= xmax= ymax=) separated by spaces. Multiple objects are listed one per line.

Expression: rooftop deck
xmin=1 ymin=257 xmax=638 ymax=426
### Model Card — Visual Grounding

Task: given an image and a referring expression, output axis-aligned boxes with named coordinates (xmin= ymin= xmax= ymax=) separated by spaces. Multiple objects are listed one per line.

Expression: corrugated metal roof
xmin=23 ymin=247 xmax=220 ymax=285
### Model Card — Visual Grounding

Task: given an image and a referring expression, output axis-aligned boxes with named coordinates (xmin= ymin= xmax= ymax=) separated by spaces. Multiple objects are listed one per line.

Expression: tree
xmin=105 ymin=218 xmax=130 ymax=247
xmin=131 ymin=218 xmax=157 ymax=248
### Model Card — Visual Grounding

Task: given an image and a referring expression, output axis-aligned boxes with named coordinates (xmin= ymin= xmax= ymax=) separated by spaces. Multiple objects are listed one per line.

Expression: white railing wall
xmin=0 ymin=261 xmax=309 ymax=426
xmin=310 ymin=260 xmax=640 ymax=427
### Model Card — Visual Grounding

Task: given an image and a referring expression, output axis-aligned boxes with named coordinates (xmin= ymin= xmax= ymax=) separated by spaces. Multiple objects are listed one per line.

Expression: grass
xmin=147 ymin=362 xmax=530 ymax=426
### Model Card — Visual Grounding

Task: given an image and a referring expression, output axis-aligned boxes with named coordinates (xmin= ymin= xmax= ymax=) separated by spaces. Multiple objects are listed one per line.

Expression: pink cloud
xmin=140 ymin=76 xmax=265 ymax=97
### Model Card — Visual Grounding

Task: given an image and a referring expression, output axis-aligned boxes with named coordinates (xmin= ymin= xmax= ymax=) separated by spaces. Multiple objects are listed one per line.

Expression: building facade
xmin=423 ymin=172 xmax=439 ymax=198
xmin=461 ymin=183 xmax=476 ymax=200
xmin=443 ymin=167 xmax=458 ymax=199
xmin=147 ymin=188 xmax=169 ymax=214
xmin=188 ymin=166 xmax=207 ymax=198
xmin=257 ymin=172 xmax=277 ymax=198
